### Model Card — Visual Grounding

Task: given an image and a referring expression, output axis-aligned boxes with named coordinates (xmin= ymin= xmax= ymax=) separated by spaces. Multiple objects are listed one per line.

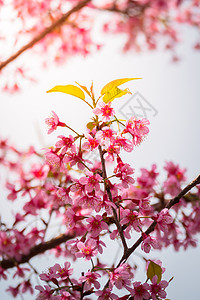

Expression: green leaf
xmin=147 ymin=260 xmax=162 ymax=283
xmin=101 ymin=78 xmax=142 ymax=95
xmin=46 ymin=84 xmax=85 ymax=100
xmin=103 ymin=86 xmax=131 ymax=103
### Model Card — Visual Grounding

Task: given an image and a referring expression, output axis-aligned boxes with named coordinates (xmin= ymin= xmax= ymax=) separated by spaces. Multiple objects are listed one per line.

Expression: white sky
xmin=0 ymin=23 xmax=200 ymax=299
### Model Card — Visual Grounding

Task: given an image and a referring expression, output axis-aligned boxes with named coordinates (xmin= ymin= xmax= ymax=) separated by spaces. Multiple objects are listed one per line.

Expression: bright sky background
xmin=0 ymin=20 xmax=200 ymax=299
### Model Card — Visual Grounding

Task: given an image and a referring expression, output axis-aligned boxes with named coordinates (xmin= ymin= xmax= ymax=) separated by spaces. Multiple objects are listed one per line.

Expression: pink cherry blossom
xmin=96 ymin=288 xmax=118 ymax=300
xmin=149 ymin=275 xmax=168 ymax=300
xmin=55 ymin=135 xmax=75 ymax=154
xmin=45 ymin=111 xmax=65 ymax=134
xmin=6 ymin=182 xmax=18 ymax=201
xmin=123 ymin=117 xmax=150 ymax=145
xmin=35 ymin=285 xmax=60 ymax=300
xmin=104 ymin=143 xmax=120 ymax=161
xmin=63 ymin=149 xmax=86 ymax=170
xmin=141 ymin=233 xmax=160 ymax=253
xmin=93 ymin=101 xmax=115 ymax=121
xmin=156 ymin=208 xmax=173 ymax=233
xmin=79 ymin=271 xmax=101 ymax=290
xmin=86 ymin=215 xmax=108 ymax=237
xmin=6 ymin=286 xmax=19 ymax=297
xmin=114 ymin=158 xmax=135 ymax=188
xmin=57 ymin=261 xmax=73 ymax=280
xmin=109 ymin=263 xmax=131 ymax=290
xmin=39 ymin=264 xmax=60 ymax=281
xmin=0 ymin=267 xmax=7 ymax=280
xmin=82 ymin=133 xmax=100 ymax=151
xmin=44 ymin=148 xmax=61 ymax=170
xmin=120 ymin=209 xmax=141 ymax=239
xmin=163 ymin=175 xmax=182 ymax=196
xmin=76 ymin=238 xmax=98 ymax=260
xmin=21 ymin=280 xmax=34 ymax=294
xmin=13 ymin=266 xmax=30 ymax=278
xmin=96 ymin=126 xmax=116 ymax=144
xmin=79 ymin=171 xmax=102 ymax=193
xmin=128 ymin=281 xmax=150 ymax=300
xmin=114 ymin=136 xmax=134 ymax=152
xmin=31 ymin=163 xmax=49 ymax=179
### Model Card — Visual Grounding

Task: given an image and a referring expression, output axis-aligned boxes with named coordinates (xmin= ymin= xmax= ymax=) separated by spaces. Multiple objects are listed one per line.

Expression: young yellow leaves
xmin=147 ymin=260 xmax=162 ymax=283
xmin=101 ymin=77 xmax=141 ymax=103
xmin=103 ymin=86 xmax=131 ymax=103
xmin=101 ymin=78 xmax=141 ymax=95
xmin=46 ymin=84 xmax=85 ymax=101
xmin=75 ymin=82 xmax=91 ymax=98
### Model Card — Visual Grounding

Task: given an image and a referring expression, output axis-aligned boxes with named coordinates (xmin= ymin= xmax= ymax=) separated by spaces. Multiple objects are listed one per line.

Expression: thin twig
xmin=117 ymin=173 xmax=200 ymax=266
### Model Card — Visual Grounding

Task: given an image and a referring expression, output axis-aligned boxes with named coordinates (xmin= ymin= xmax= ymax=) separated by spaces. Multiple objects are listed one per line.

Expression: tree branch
xmin=0 ymin=0 xmax=91 ymax=71
xmin=0 ymin=233 xmax=74 ymax=270
xmin=98 ymin=145 xmax=128 ymax=253
xmin=117 ymin=173 xmax=200 ymax=266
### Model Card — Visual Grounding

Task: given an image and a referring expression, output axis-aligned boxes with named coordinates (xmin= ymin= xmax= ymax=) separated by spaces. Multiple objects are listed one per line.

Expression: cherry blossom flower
xmin=0 ymin=267 xmax=7 ymax=280
xmin=82 ymin=133 xmax=100 ymax=151
xmin=114 ymin=158 xmax=135 ymax=188
xmin=39 ymin=264 xmax=60 ymax=281
xmin=109 ymin=263 xmax=131 ymax=290
xmin=55 ymin=135 xmax=75 ymax=154
xmin=104 ymin=144 xmax=120 ymax=161
xmin=31 ymin=163 xmax=49 ymax=179
xmin=127 ymin=281 xmax=150 ymax=300
xmin=164 ymin=161 xmax=186 ymax=182
xmin=45 ymin=111 xmax=65 ymax=134
xmin=96 ymin=288 xmax=118 ymax=300
xmin=141 ymin=233 xmax=159 ymax=253
xmin=96 ymin=126 xmax=116 ymax=144
xmin=21 ymin=280 xmax=34 ymax=294
xmin=86 ymin=215 xmax=108 ymax=237
xmin=120 ymin=209 xmax=141 ymax=238
xmin=123 ymin=117 xmax=150 ymax=145
xmin=76 ymin=193 xmax=101 ymax=211
xmin=156 ymin=208 xmax=173 ymax=233
xmin=63 ymin=149 xmax=86 ymax=170
xmin=35 ymin=285 xmax=59 ymax=300
xmin=44 ymin=148 xmax=61 ymax=170
xmin=76 ymin=238 xmax=98 ymax=260
xmin=79 ymin=271 xmax=101 ymax=290
xmin=6 ymin=182 xmax=18 ymax=201
xmin=149 ymin=275 xmax=168 ymax=300
xmin=93 ymin=101 xmax=115 ymax=121
xmin=13 ymin=266 xmax=30 ymax=279
xmin=57 ymin=261 xmax=73 ymax=280
xmin=6 ymin=286 xmax=19 ymax=297
xmin=56 ymin=187 xmax=72 ymax=205
xmin=114 ymin=136 xmax=134 ymax=152
xmin=79 ymin=171 xmax=102 ymax=193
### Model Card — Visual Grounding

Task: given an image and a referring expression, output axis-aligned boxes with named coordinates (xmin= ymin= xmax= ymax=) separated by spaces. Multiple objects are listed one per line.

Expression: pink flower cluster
xmin=0 ymin=96 xmax=199 ymax=299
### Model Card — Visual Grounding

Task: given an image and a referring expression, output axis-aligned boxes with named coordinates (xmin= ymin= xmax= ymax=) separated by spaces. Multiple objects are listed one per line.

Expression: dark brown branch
xmin=0 ymin=233 xmax=74 ymax=270
xmin=98 ymin=145 xmax=128 ymax=253
xmin=0 ymin=0 xmax=91 ymax=71
xmin=118 ymin=174 xmax=200 ymax=266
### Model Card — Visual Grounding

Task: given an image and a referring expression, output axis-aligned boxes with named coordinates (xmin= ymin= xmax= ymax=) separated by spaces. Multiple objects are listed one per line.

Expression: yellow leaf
xmin=103 ymin=87 xmax=131 ymax=103
xmin=75 ymin=82 xmax=91 ymax=97
xmin=46 ymin=85 xmax=85 ymax=100
xmin=147 ymin=260 xmax=162 ymax=283
xmin=101 ymin=78 xmax=142 ymax=95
